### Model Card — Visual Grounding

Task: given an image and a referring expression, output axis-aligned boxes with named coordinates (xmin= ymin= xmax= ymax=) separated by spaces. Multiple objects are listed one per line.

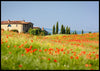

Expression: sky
xmin=1 ymin=1 xmax=99 ymax=32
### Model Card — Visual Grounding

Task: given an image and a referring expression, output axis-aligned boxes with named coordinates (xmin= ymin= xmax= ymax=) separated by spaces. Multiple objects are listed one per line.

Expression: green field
xmin=1 ymin=30 xmax=99 ymax=70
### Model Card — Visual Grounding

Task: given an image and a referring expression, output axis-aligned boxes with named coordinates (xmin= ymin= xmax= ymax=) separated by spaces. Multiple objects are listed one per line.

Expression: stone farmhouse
xmin=1 ymin=20 xmax=33 ymax=33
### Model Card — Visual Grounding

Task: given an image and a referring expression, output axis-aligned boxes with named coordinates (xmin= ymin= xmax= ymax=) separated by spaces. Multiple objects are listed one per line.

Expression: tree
xmin=65 ymin=26 xmax=68 ymax=34
xmin=63 ymin=26 xmax=65 ymax=34
xmin=75 ymin=30 xmax=77 ymax=34
xmin=53 ymin=25 xmax=55 ymax=34
xmin=82 ymin=29 xmax=84 ymax=34
xmin=61 ymin=25 xmax=63 ymax=34
xmin=56 ymin=21 xmax=58 ymax=34
xmin=68 ymin=27 xmax=70 ymax=34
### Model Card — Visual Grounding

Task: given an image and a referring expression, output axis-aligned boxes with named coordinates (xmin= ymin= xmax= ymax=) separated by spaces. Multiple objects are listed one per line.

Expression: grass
xmin=1 ymin=30 xmax=99 ymax=70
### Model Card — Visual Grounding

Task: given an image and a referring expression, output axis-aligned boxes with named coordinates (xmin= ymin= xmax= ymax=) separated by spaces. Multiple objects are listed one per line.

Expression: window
xmin=8 ymin=24 xmax=11 ymax=27
xmin=30 ymin=25 xmax=31 ymax=27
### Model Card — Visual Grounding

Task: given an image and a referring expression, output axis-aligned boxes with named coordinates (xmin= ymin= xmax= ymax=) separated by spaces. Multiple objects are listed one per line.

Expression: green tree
xmin=61 ymin=25 xmax=63 ymax=34
xmin=68 ymin=27 xmax=70 ymax=34
xmin=53 ymin=25 xmax=55 ymax=34
xmin=65 ymin=26 xmax=68 ymax=34
xmin=75 ymin=30 xmax=77 ymax=34
xmin=56 ymin=21 xmax=58 ymax=34
xmin=82 ymin=29 xmax=84 ymax=34
xmin=63 ymin=26 xmax=65 ymax=34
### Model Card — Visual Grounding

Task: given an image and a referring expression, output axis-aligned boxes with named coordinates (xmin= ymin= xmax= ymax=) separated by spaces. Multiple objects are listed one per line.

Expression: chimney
xmin=8 ymin=19 xmax=10 ymax=23
xmin=42 ymin=27 xmax=44 ymax=31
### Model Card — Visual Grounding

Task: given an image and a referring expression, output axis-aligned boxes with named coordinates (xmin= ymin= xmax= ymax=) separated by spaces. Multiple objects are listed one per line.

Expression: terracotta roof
xmin=33 ymin=27 xmax=41 ymax=29
xmin=1 ymin=20 xmax=32 ymax=24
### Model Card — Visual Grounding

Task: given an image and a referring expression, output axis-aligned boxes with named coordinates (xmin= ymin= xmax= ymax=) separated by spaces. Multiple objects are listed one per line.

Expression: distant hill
xmin=44 ymin=28 xmax=99 ymax=34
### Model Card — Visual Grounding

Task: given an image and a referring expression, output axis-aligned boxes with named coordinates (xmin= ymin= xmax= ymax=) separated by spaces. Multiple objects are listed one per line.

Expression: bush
xmin=89 ymin=32 xmax=92 ymax=33
xmin=11 ymin=30 xmax=18 ymax=33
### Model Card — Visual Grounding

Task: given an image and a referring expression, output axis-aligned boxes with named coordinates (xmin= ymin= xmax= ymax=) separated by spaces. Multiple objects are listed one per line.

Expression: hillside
xmin=1 ymin=30 xmax=99 ymax=70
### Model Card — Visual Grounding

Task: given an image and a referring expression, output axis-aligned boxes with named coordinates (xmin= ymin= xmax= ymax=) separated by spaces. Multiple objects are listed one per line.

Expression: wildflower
xmin=61 ymin=48 xmax=64 ymax=51
xmin=85 ymin=64 xmax=88 ymax=67
xmin=31 ymin=40 xmax=33 ymax=42
xmin=19 ymin=65 xmax=22 ymax=67
xmin=48 ymin=58 xmax=50 ymax=60
xmin=75 ymin=56 xmax=79 ymax=59
xmin=89 ymin=64 xmax=91 ymax=67
xmin=14 ymin=45 xmax=16 ymax=48
xmin=90 ymin=69 xmax=93 ymax=70
xmin=54 ymin=59 xmax=57 ymax=62
xmin=21 ymin=54 xmax=24 ymax=56
xmin=5 ymin=40 xmax=8 ymax=43
xmin=70 ymin=56 xmax=73 ymax=59
xmin=39 ymin=50 xmax=42 ymax=52
xmin=7 ymin=45 xmax=10 ymax=48
xmin=63 ymin=52 xmax=65 ymax=54
xmin=9 ymin=52 xmax=11 ymax=54
xmin=44 ymin=49 xmax=47 ymax=52
xmin=30 ymin=50 xmax=33 ymax=53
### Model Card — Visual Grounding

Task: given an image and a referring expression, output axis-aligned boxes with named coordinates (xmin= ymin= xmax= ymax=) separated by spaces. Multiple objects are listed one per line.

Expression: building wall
xmin=23 ymin=23 xmax=33 ymax=33
xmin=1 ymin=24 xmax=23 ymax=33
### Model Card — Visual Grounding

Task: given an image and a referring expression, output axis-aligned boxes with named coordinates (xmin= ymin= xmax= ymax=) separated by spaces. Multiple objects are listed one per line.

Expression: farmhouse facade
xmin=1 ymin=20 xmax=33 ymax=33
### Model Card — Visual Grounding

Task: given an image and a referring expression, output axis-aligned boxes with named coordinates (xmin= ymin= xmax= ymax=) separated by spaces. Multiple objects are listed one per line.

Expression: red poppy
xmin=39 ymin=50 xmax=42 ymax=52
xmin=14 ymin=45 xmax=16 ymax=48
xmin=89 ymin=64 xmax=91 ymax=67
xmin=48 ymin=58 xmax=50 ymax=60
xmin=90 ymin=69 xmax=93 ymax=70
xmin=5 ymin=40 xmax=8 ymax=43
xmin=22 ymin=54 xmax=24 ymax=56
xmin=30 ymin=50 xmax=33 ymax=53
xmin=19 ymin=65 xmax=22 ymax=67
xmin=9 ymin=52 xmax=11 ymax=54
xmin=85 ymin=64 xmax=88 ymax=67
xmin=54 ymin=59 xmax=57 ymax=62
xmin=31 ymin=40 xmax=33 ymax=42
xmin=63 ymin=52 xmax=65 ymax=54
xmin=70 ymin=56 xmax=73 ymax=59
xmin=44 ymin=49 xmax=47 ymax=52
xmin=75 ymin=56 xmax=79 ymax=59
xmin=61 ymin=48 xmax=64 ymax=51
xmin=7 ymin=45 xmax=10 ymax=48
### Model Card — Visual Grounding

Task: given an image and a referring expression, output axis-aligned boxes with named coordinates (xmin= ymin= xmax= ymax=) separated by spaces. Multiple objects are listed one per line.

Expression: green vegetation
xmin=1 ymin=30 xmax=99 ymax=70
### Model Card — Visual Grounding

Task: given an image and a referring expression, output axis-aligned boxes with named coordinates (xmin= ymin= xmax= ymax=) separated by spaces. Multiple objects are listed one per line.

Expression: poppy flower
xmin=75 ymin=56 xmax=79 ymax=59
xmin=48 ymin=58 xmax=50 ymax=60
xmin=89 ymin=64 xmax=91 ymax=67
xmin=39 ymin=50 xmax=42 ymax=52
xmin=90 ymin=69 xmax=93 ymax=70
xmin=19 ymin=65 xmax=22 ymax=67
xmin=85 ymin=64 xmax=88 ymax=67
xmin=63 ymin=52 xmax=65 ymax=54
xmin=5 ymin=40 xmax=8 ymax=43
xmin=7 ymin=45 xmax=10 ymax=48
xmin=44 ymin=49 xmax=47 ymax=52
xmin=70 ymin=56 xmax=73 ymax=59
xmin=31 ymin=40 xmax=33 ymax=42
xmin=9 ymin=52 xmax=11 ymax=54
xmin=21 ymin=54 xmax=24 ymax=56
xmin=30 ymin=50 xmax=33 ymax=53
xmin=54 ymin=59 xmax=57 ymax=62
xmin=14 ymin=45 xmax=16 ymax=48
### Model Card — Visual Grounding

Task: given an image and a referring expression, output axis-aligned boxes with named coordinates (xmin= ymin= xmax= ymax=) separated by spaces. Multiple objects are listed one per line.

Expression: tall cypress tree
xmin=65 ymin=26 xmax=68 ymax=34
xmin=52 ymin=25 xmax=55 ymax=34
xmin=75 ymin=30 xmax=77 ymax=34
xmin=63 ymin=26 xmax=65 ymax=34
xmin=68 ymin=27 xmax=70 ymax=34
xmin=56 ymin=21 xmax=58 ymax=34
xmin=82 ymin=29 xmax=84 ymax=34
xmin=61 ymin=25 xmax=63 ymax=34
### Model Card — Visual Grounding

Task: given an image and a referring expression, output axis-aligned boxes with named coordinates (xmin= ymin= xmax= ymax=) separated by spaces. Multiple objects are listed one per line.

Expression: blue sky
xmin=1 ymin=1 xmax=99 ymax=32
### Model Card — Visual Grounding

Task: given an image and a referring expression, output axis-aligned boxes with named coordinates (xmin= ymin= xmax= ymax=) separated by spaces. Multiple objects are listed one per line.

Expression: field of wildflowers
xmin=1 ymin=30 xmax=99 ymax=70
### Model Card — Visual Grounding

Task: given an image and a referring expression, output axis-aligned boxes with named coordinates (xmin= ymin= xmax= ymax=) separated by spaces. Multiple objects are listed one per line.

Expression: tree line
xmin=53 ymin=21 xmax=84 ymax=35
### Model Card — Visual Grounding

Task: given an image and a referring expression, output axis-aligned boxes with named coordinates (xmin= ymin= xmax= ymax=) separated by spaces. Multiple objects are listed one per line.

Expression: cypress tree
xmin=61 ymin=25 xmax=63 ymax=34
xmin=82 ymin=29 xmax=84 ymax=34
xmin=52 ymin=25 xmax=55 ymax=34
xmin=65 ymin=26 xmax=68 ymax=34
xmin=75 ymin=30 xmax=77 ymax=34
xmin=63 ymin=26 xmax=65 ymax=34
xmin=68 ymin=27 xmax=70 ymax=34
xmin=56 ymin=21 xmax=58 ymax=34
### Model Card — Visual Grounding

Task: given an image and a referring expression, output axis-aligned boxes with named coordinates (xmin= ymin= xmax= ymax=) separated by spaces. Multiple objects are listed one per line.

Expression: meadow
xmin=1 ymin=30 xmax=99 ymax=70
